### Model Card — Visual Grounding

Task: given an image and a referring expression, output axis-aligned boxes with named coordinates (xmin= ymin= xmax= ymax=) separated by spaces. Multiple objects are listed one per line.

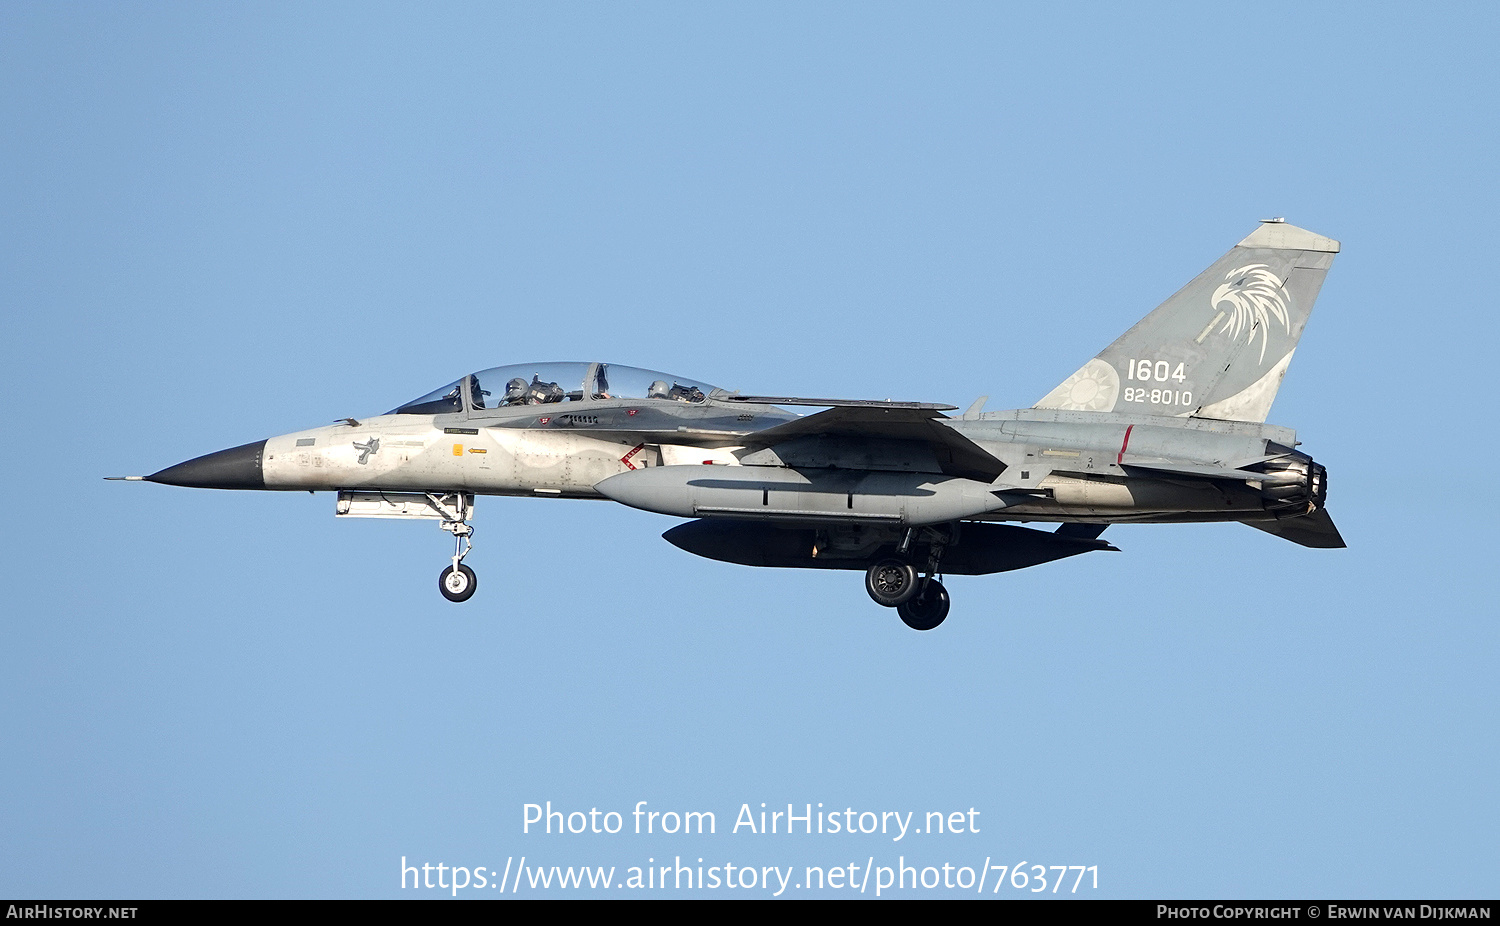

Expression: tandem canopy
xmin=389 ymin=362 xmax=718 ymax=415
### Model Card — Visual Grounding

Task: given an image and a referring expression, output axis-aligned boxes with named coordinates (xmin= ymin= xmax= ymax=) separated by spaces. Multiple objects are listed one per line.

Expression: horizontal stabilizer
xmin=1242 ymin=508 xmax=1346 ymax=548
xmin=741 ymin=406 xmax=1005 ymax=482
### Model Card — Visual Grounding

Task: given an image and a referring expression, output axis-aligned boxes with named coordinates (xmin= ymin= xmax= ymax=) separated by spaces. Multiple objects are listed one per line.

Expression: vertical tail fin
xmin=1034 ymin=221 xmax=1339 ymax=422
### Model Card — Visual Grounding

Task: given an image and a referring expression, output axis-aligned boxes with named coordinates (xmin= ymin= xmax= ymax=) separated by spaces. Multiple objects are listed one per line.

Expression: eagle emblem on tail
xmin=1211 ymin=264 xmax=1291 ymax=363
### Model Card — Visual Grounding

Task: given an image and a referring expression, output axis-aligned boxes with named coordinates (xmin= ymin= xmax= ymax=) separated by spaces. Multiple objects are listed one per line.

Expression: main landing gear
xmin=429 ymin=493 xmax=477 ymax=602
xmin=863 ymin=526 xmax=954 ymax=631
xmin=897 ymin=581 xmax=950 ymax=631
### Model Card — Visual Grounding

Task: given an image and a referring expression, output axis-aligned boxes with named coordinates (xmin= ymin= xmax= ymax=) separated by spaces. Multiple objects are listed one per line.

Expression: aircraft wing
xmin=1242 ymin=509 xmax=1347 ymax=548
xmin=739 ymin=405 xmax=1006 ymax=483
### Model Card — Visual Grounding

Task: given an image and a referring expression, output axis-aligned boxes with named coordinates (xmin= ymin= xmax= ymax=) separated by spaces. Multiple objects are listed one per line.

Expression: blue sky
xmin=2 ymin=2 xmax=1496 ymax=898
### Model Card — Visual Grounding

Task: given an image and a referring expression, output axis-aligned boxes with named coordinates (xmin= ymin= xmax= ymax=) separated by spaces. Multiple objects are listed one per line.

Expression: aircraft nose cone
xmin=146 ymin=439 xmax=266 ymax=489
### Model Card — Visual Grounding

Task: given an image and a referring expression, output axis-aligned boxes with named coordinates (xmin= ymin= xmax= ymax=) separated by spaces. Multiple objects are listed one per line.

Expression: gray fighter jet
xmin=116 ymin=220 xmax=1343 ymax=629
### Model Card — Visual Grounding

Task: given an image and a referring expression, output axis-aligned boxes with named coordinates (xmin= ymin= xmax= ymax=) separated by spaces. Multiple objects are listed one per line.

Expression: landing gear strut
xmin=429 ymin=493 xmax=477 ymax=602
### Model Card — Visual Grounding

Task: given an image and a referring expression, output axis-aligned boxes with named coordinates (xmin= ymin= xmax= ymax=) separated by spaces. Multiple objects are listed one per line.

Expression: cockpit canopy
xmin=389 ymin=362 xmax=718 ymax=415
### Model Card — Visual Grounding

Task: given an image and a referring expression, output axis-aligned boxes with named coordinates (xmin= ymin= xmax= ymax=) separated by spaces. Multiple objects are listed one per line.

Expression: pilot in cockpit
xmin=649 ymin=380 xmax=705 ymax=403
xmin=501 ymin=377 xmax=562 ymax=406
xmin=499 ymin=375 xmax=566 ymax=406
xmin=502 ymin=378 xmax=529 ymax=406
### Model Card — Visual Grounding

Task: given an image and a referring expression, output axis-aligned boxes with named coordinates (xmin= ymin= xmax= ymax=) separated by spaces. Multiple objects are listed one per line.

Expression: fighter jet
xmin=115 ymin=220 xmax=1343 ymax=630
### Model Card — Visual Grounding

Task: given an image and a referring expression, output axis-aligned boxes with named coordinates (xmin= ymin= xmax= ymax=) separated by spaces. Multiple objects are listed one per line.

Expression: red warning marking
xmin=627 ymin=409 xmax=638 ymax=417
xmin=620 ymin=443 xmax=645 ymax=470
xmin=539 ymin=417 xmax=551 ymax=425
xmin=1117 ymin=424 xmax=1134 ymax=464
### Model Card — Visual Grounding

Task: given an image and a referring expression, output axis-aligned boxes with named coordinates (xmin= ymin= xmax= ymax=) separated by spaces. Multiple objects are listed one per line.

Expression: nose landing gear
xmin=430 ymin=493 xmax=477 ymax=602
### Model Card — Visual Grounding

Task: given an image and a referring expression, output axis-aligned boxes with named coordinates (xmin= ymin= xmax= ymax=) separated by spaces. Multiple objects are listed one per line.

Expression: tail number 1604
xmin=1125 ymin=359 xmax=1186 ymax=383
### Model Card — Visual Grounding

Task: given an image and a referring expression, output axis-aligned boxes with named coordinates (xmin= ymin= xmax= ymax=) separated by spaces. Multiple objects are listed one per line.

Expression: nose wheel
xmin=440 ymin=563 xmax=478 ymax=602
xmin=429 ymin=493 xmax=477 ymax=603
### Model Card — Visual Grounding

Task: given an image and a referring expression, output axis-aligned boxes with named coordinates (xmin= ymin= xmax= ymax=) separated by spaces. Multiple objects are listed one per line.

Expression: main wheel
xmin=897 ymin=579 xmax=950 ymax=630
xmin=439 ymin=564 xmax=478 ymax=602
xmin=866 ymin=559 xmax=919 ymax=607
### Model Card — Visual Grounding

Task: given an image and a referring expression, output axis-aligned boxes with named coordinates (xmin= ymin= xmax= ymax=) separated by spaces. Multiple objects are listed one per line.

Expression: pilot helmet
xmin=647 ymin=380 xmax=671 ymax=399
